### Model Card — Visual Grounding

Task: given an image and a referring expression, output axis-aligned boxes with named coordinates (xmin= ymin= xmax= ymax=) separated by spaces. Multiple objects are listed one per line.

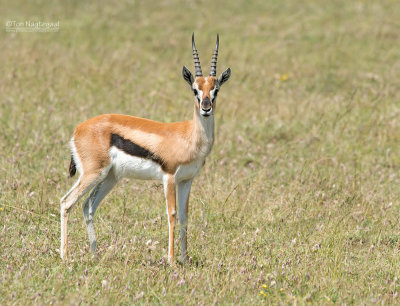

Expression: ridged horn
xmin=192 ymin=33 xmax=203 ymax=77
xmin=209 ymin=34 xmax=219 ymax=76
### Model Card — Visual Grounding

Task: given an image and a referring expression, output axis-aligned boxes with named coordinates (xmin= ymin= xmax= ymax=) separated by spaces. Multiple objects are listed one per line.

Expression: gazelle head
xmin=182 ymin=33 xmax=231 ymax=117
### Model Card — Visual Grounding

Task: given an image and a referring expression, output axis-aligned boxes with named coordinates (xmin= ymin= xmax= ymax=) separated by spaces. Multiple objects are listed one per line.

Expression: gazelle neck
xmin=192 ymin=107 xmax=214 ymax=158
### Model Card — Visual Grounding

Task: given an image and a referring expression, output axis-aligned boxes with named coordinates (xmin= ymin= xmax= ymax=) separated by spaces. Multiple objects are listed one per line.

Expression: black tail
xmin=69 ymin=155 xmax=76 ymax=177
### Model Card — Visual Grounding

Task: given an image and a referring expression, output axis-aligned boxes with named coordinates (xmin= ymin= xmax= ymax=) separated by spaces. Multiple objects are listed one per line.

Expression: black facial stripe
xmin=211 ymin=89 xmax=218 ymax=101
xmin=110 ymin=134 xmax=164 ymax=167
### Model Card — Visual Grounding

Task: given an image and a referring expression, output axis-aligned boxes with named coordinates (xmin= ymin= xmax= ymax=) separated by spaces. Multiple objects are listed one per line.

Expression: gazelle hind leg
xmin=60 ymin=176 xmax=93 ymax=259
xmin=82 ymin=171 xmax=118 ymax=253
xmin=60 ymin=167 xmax=111 ymax=260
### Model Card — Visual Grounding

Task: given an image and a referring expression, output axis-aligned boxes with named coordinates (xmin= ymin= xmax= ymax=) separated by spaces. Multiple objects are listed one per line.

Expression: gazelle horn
xmin=209 ymin=34 xmax=219 ymax=76
xmin=192 ymin=33 xmax=203 ymax=77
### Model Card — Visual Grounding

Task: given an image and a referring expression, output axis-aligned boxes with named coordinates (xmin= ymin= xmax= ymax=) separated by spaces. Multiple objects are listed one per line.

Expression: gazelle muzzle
xmin=200 ymin=97 xmax=212 ymax=116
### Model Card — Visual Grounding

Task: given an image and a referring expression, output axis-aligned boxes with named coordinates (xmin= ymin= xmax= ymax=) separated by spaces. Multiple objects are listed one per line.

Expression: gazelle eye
xmin=193 ymin=89 xmax=198 ymax=96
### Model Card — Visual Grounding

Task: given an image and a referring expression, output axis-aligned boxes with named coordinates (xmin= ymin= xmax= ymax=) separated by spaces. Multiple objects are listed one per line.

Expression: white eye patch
xmin=192 ymin=83 xmax=203 ymax=102
xmin=210 ymin=87 xmax=219 ymax=101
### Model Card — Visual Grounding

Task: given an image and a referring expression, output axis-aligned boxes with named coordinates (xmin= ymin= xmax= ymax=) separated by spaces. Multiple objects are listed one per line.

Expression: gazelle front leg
xmin=177 ymin=179 xmax=192 ymax=263
xmin=163 ymin=175 xmax=177 ymax=264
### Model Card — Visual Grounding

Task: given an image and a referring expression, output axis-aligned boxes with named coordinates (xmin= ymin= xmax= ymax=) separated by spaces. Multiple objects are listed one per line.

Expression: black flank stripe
xmin=110 ymin=134 xmax=165 ymax=168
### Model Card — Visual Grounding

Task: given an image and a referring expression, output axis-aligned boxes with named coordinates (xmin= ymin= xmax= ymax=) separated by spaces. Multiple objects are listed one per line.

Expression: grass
xmin=1 ymin=0 xmax=400 ymax=303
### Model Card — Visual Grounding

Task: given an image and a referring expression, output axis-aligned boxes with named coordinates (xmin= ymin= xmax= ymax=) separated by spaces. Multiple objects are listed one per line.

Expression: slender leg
xmin=163 ymin=175 xmax=176 ymax=264
xmin=82 ymin=184 xmax=100 ymax=252
xmin=60 ymin=171 xmax=107 ymax=260
xmin=177 ymin=179 xmax=192 ymax=263
xmin=82 ymin=172 xmax=117 ymax=253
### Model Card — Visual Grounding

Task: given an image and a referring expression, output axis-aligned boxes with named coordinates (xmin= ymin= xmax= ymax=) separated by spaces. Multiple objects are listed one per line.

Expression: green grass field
xmin=1 ymin=0 xmax=400 ymax=303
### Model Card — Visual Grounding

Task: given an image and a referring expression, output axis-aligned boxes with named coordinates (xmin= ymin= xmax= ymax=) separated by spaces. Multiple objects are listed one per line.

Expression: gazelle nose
xmin=201 ymin=97 xmax=212 ymax=111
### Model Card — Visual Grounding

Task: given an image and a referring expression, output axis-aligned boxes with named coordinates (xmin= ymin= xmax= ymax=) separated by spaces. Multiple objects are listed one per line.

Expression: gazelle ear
xmin=182 ymin=66 xmax=194 ymax=86
xmin=217 ymin=68 xmax=231 ymax=86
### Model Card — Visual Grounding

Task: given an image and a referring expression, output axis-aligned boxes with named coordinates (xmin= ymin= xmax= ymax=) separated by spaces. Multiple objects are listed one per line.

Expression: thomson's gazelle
xmin=60 ymin=34 xmax=231 ymax=263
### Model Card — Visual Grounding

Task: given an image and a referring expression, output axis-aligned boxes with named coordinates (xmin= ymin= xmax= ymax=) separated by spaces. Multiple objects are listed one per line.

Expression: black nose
xmin=201 ymin=97 xmax=211 ymax=111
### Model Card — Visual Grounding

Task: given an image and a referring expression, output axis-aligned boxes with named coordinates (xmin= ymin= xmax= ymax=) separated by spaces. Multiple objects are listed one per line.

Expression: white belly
xmin=110 ymin=147 xmax=164 ymax=180
xmin=110 ymin=147 xmax=205 ymax=182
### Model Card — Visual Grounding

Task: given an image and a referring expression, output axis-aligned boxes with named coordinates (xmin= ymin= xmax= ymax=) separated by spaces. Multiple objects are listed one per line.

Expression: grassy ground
xmin=1 ymin=0 xmax=400 ymax=304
